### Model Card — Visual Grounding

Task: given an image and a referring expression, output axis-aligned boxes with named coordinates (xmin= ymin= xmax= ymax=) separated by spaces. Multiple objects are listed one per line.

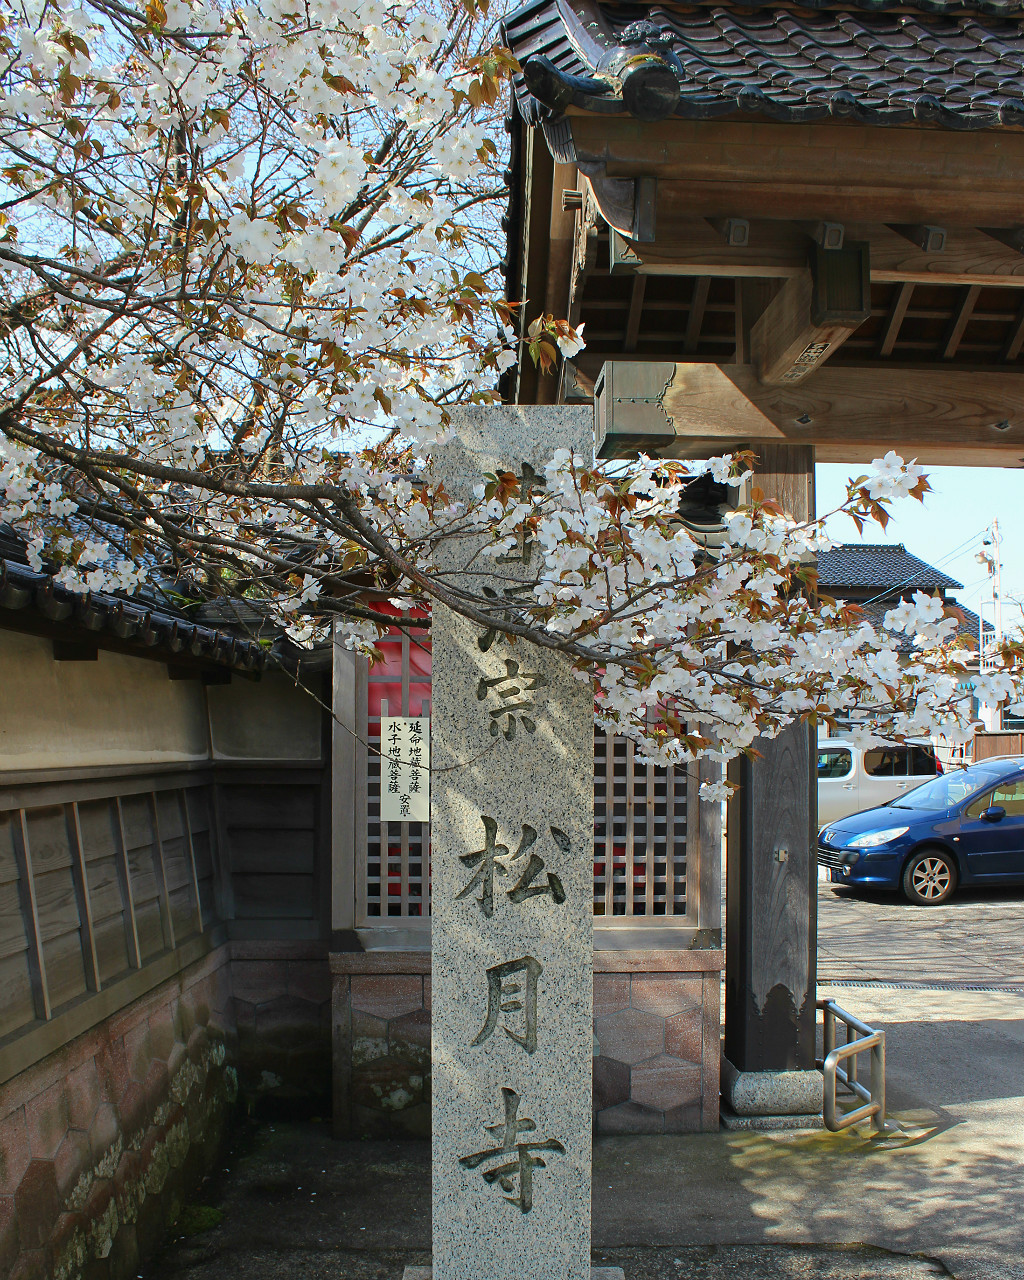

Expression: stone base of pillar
xmin=719 ymin=1102 xmax=823 ymax=1131
xmin=403 ymin=1271 xmax=625 ymax=1280
xmin=721 ymin=1055 xmax=823 ymax=1129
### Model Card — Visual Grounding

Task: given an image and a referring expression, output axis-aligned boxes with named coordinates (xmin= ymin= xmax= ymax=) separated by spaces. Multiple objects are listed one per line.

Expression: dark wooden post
xmin=725 ymin=444 xmax=818 ymax=1077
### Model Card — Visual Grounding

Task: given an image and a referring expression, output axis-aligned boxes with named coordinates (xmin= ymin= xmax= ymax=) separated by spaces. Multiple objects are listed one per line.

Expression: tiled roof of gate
xmin=817 ymin=542 xmax=962 ymax=590
xmin=0 ymin=525 xmax=267 ymax=674
xmin=503 ymin=0 xmax=1024 ymax=128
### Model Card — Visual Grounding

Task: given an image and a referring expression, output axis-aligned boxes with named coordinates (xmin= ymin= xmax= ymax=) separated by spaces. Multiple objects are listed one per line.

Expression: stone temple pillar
xmin=426 ymin=406 xmax=597 ymax=1280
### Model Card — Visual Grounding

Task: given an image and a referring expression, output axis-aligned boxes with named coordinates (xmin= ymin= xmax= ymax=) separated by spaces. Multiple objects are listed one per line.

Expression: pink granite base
xmin=330 ymin=951 xmax=722 ymax=1137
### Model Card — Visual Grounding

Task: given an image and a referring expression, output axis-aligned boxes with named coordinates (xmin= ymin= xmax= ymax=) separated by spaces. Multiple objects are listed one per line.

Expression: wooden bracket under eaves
xmin=751 ymin=242 xmax=871 ymax=385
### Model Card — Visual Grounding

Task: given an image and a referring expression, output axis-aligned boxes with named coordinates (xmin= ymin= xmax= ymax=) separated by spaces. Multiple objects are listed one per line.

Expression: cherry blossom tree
xmin=2 ymin=0 xmax=1022 ymax=781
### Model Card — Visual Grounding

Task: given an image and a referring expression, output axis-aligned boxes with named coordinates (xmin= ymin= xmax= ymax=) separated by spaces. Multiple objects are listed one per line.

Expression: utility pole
xmin=976 ymin=520 xmax=1003 ymax=729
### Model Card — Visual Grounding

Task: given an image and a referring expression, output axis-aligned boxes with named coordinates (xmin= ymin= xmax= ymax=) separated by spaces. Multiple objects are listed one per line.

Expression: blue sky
xmin=815 ymin=464 xmax=1023 ymax=639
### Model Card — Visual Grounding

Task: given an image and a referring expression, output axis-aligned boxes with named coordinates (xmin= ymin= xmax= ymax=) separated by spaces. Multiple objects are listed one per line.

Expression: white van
xmin=817 ymin=738 xmax=942 ymax=826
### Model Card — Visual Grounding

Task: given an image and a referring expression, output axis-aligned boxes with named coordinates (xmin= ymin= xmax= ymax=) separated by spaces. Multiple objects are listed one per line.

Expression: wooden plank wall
xmin=0 ymin=772 xmax=215 ymax=1041
xmin=0 ymin=753 xmax=331 ymax=1047
xmin=216 ymin=764 xmax=330 ymax=940
xmin=974 ymin=731 xmax=1024 ymax=761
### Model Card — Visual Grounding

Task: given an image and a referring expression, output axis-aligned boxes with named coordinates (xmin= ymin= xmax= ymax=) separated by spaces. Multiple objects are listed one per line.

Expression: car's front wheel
xmin=901 ymin=848 xmax=958 ymax=905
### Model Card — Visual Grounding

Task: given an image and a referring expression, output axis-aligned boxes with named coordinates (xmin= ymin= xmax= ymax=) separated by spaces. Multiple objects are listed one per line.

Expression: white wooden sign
xmin=380 ymin=716 xmax=430 ymax=822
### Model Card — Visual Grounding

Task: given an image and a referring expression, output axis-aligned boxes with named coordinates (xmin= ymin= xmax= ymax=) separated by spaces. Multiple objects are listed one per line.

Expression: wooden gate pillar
xmin=723 ymin=444 xmax=822 ymax=1121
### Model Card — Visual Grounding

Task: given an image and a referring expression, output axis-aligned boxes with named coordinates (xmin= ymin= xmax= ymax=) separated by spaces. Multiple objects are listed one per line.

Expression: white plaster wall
xmin=0 ymin=630 xmax=209 ymax=769
xmin=206 ymin=671 xmax=321 ymax=760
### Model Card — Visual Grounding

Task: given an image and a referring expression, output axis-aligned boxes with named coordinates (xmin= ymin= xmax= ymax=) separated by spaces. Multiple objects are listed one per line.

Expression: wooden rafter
xmin=684 ymin=277 xmax=710 ymax=353
xmin=879 ymin=282 xmax=914 ymax=357
xmin=623 ymin=274 xmax=646 ymax=352
xmin=941 ymin=285 xmax=981 ymax=360
xmin=1002 ymin=299 xmax=1024 ymax=362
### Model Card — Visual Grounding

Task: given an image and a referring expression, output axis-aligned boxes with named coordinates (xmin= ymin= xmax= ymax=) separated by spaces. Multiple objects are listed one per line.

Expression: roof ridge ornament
xmin=522 ymin=14 xmax=684 ymax=122
xmin=619 ymin=18 xmax=674 ymax=48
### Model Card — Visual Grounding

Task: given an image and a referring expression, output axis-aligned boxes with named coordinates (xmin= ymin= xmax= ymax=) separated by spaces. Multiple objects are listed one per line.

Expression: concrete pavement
xmin=592 ymin=984 xmax=1024 ymax=1280
xmin=146 ymin=884 xmax=1024 ymax=1280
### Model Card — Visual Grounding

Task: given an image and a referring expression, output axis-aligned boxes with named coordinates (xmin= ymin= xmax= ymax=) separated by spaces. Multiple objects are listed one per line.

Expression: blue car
xmin=818 ymin=756 xmax=1024 ymax=904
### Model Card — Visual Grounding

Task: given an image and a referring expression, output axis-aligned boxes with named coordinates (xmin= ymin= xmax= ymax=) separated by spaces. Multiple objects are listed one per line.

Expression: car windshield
xmin=891 ymin=764 xmax=1014 ymax=811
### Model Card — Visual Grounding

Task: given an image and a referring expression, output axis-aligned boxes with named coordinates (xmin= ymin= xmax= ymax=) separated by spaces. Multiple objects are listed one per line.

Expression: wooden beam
xmin=113 ymin=797 xmax=143 ymax=969
xmin=623 ymin=274 xmax=646 ymax=352
xmin=1003 ymin=299 xmax=1024 ymax=362
xmin=516 ymin=127 xmax=556 ymax=406
xmin=177 ymin=790 xmax=205 ymax=937
xmin=594 ymin=360 xmax=1024 ymax=466
xmin=750 ymin=256 xmax=868 ymax=385
xmin=725 ymin=444 xmax=816 ymax=1073
xmin=148 ymin=793 xmax=175 ymax=952
xmin=879 ymin=282 xmax=914 ymax=357
xmin=942 ymin=285 xmax=982 ymax=360
xmin=708 ymin=217 xmax=749 ymax=247
xmin=734 ymin=280 xmax=780 ymax=367
xmin=599 ymin=219 xmax=1024 ymax=288
xmin=607 ymin=222 xmax=804 ymax=279
xmin=12 ymin=810 xmax=51 ymax=1020
xmin=570 ymin=116 xmax=1024 ymax=225
xmin=66 ymin=802 xmax=101 ymax=993
xmin=981 ymin=227 xmax=1024 ymax=254
xmin=633 ymin=175 xmax=657 ymax=242
xmin=614 ymin=178 xmax=1024 ymax=228
xmin=684 ymin=277 xmax=709 ymax=354
xmin=52 ymin=639 xmax=98 ymax=661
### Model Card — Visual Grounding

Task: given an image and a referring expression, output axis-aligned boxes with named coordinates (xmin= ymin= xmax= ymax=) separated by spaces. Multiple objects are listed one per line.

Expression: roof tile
xmin=817 ymin=543 xmax=962 ymax=590
xmin=504 ymin=0 xmax=1024 ymax=128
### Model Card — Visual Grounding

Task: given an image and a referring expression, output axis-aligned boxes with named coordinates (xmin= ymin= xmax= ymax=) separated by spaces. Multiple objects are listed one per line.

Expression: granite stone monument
xmin=425 ymin=406 xmax=598 ymax=1280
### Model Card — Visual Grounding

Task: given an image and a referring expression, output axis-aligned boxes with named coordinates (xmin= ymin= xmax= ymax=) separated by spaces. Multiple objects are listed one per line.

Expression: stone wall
xmin=592 ymin=958 xmax=721 ymax=1134
xmin=330 ymin=951 xmax=722 ymax=1138
xmin=231 ymin=942 xmax=333 ymax=1114
xmin=330 ymin=953 xmax=431 ymax=1138
xmin=0 ymin=948 xmax=236 ymax=1280
xmin=0 ymin=940 xmax=336 ymax=1280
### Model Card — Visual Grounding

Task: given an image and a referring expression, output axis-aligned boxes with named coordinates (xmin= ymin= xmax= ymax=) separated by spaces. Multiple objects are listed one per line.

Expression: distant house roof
xmin=817 ymin=543 xmax=962 ymax=592
xmin=853 ymin=597 xmax=990 ymax=650
xmin=503 ymin=0 xmax=1024 ymax=131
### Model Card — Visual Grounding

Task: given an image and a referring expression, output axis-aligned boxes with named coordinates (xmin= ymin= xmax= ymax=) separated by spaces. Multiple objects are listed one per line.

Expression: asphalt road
xmin=817 ymin=875 xmax=1024 ymax=987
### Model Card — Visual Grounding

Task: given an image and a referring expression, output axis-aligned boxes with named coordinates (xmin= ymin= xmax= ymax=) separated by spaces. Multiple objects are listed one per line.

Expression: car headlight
xmin=847 ymin=826 xmax=909 ymax=849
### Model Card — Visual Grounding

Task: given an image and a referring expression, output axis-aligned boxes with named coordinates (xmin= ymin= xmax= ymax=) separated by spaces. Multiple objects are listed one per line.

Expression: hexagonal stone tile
xmin=389 ymin=1009 xmax=430 ymax=1068
xmin=593 ymin=1055 xmax=630 ymax=1111
xmin=53 ymin=1130 xmax=92 ymax=1201
xmin=665 ymin=1101 xmax=703 ymax=1133
xmin=595 ymin=1101 xmax=664 ymax=1135
xmin=665 ymin=1009 xmax=703 ymax=1064
xmin=350 ymin=975 xmax=423 ymax=1020
xmin=24 ymin=1079 xmax=68 ymax=1160
xmin=594 ymin=1007 xmax=663 ymax=1065
xmin=350 ymin=1009 xmax=388 ymax=1066
xmin=631 ymin=1054 xmax=701 ymax=1113
xmin=65 ymin=1059 xmax=102 ymax=1132
xmin=630 ymin=975 xmax=702 ymax=1018
xmin=593 ymin=975 xmax=630 ymax=1018
xmin=351 ymin=1054 xmax=427 ymax=1113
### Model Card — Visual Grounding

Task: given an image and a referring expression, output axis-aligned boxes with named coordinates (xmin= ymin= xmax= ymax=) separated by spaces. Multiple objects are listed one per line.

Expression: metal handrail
xmin=816 ymin=998 xmax=886 ymax=1133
